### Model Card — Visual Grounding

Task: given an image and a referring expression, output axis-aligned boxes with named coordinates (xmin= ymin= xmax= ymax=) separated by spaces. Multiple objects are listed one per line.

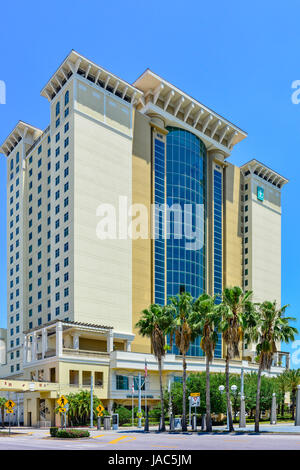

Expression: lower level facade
xmin=0 ymin=320 xmax=289 ymax=427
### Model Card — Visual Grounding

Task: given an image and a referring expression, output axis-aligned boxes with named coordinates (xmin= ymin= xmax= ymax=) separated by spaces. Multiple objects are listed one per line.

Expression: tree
xmin=0 ymin=397 xmax=6 ymax=427
xmin=192 ymin=293 xmax=222 ymax=431
xmin=167 ymin=292 xmax=199 ymax=431
xmin=276 ymin=370 xmax=290 ymax=417
xmin=66 ymin=390 xmax=101 ymax=426
xmin=219 ymin=286 xmax=254 ymax=431
xmin=253 ymin=301 xmax=297 ymax=432
xmin=285 ymin=369 xmax=300 ymax=419
xmin=136 ymin=303 xmax=173 ymax=432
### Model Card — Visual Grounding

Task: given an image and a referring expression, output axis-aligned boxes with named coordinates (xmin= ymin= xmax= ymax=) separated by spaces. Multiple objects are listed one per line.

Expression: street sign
xmin=57 ymin=395 xmax=68 ymax=407
xmin=6 ymin=408 xmax=13 ymax=414
xmin=5 ymin=400 xmax=15 ymax=408
xmin=59 ymin=407 xmax=66 ymax=413
xmin=96 ymin=404 xmax=104 ymax=413
xmin=191 ymin=396 xmax=200 ymax=407
xmin=190 ymin=393 xmax=200 ymax=397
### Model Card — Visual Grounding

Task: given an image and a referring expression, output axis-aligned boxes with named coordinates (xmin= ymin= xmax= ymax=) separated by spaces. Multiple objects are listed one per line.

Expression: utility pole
xmin=90 ymin=375 xmax=94 ymax=428
xmin=138 ymin=373 xmax=142 ymax=428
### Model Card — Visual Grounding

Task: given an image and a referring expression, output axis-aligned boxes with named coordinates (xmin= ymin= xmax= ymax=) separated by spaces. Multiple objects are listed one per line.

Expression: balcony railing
xmin=62 ymin=348 xmax=109 ymax=358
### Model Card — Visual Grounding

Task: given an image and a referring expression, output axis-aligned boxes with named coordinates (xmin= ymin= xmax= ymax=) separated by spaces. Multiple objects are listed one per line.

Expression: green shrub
xmin=148 ymin=406 xmax=162 ymax=420
xmin=114 ymin=406 xmax=132 ymax=425
xmin=55 ymin=429 xmax=90 ymax=439
xmin=50 ymin=427 xmax=58 ymax=437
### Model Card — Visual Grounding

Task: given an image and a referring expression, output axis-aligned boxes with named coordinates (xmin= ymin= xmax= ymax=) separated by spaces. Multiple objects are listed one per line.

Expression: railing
xmin=62 ymin=348 xmax=109 ymax=358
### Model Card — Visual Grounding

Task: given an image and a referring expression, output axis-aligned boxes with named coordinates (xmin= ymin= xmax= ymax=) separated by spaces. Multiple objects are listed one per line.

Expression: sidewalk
xmin=5 ymin=422 xmax=300 ymax=435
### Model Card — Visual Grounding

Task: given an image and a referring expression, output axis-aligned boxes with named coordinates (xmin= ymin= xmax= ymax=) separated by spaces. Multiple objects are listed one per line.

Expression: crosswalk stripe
xmin=92 ymin=435 xmax=105 ymax=439
xmin=108 ymin=436 xmax=136 ymax=444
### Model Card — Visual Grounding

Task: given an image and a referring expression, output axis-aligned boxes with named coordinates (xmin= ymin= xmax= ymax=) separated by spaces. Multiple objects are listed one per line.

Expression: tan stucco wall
xmin=223 ymin=163 xmax=243 ymax=289
xmin=131 ymin=110 xmax=152 ymax=353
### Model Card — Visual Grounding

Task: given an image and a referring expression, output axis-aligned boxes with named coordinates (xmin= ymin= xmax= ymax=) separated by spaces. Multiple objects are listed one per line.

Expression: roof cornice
xmin=0 ymin=121 xmax=43 ymax=157
xmin=133 ymin=69 xmax=247 ymax=155
xmin=40 ymin=50 xmax=144 ymax=106
xmin=240 ymin=159 xmax=288 ymax=189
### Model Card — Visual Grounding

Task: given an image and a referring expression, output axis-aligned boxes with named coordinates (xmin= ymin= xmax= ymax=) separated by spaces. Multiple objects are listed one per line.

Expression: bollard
xmin=169 ymin=414 xmax=174 ymax=432
xmin=158 ymin=416 xmax=163 ymax=432
xmin=192 ymin=414 xmax=197 ymax=431
xmin=239 ymin=396 xmax=246 ymax=428
xmin=103 ymin=416 xmax=111 ymax=430
xmin=144 ymin=415 xmax=149 ymax=432
xmin=295 ymin=385 xmax=300 ymax=426
xmin=270 ymin=393 xmax=277 ymax=425
xmin=201 ymin=414 xmax=207 ymax=431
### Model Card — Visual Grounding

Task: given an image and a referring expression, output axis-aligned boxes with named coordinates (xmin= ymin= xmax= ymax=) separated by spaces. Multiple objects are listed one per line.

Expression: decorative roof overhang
xmin=133 ymin=69 xmax=247 ymax=157
xmin=240 ymin=159 xmax=288 ymax=189
xmin=0 ymin=121 xmax=43 ymax=157
xmin=23 ymin=319 xmax=113 ymax=335
xmin=40 ymin=50 xmax=144 ymax=106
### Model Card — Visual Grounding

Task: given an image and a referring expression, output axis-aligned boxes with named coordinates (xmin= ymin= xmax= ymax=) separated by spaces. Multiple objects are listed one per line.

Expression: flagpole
xmin=131 ymin=380 xmax=134 ymax=428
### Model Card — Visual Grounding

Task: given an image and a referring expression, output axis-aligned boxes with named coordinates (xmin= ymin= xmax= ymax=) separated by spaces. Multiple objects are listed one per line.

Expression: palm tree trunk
xmin=182 ymin=354 xmax=187 ymax=431
xmin=158 ymin=357 xmax=165 ymax=432
xmin=225 ymin=353 xmax=234 ymax=431
xmin=255 ymin=365 xmax=263 ymax=432
xmin=205 ymin=355 xmax=212 ymax=432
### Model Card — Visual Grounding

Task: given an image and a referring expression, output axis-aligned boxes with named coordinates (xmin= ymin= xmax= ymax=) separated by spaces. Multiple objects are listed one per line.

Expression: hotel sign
xmin=257 ymin=186 xmax=264 ymax=201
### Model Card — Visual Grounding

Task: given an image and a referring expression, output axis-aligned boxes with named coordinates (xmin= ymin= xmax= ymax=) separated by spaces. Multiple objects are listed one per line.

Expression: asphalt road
xmin=1 ymin=428 xmax=300 ymax=450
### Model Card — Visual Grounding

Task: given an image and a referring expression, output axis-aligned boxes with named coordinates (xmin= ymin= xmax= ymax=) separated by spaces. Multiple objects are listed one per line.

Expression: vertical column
xmin=32 ymin=332 xmax=37 ymax=362
xmin=209 ymin=151 xmax=226 ymax=359
xmin=41 ymin=328 xmax=48 ymax=359
xmin=107 ymin=329 xmax=114 ymax=353
xmin=126 ymin=340 xmax=132 ymax=352
xmin=73 ymin=333 xmax=80 ymax=350
xmin=23 ymin=335 xmax=28 ymax=364
xmin=56 ymin=322 xmax=63 ymax=357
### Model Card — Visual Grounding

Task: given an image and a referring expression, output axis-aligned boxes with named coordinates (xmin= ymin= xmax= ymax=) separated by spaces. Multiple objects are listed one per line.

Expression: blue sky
xmin=0 ymin=1 xmax=300 ymax=365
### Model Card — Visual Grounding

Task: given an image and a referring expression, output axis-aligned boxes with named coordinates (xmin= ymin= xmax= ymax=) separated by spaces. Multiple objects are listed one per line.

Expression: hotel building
xmin=0 ymin=51 xmax=289 ymax=426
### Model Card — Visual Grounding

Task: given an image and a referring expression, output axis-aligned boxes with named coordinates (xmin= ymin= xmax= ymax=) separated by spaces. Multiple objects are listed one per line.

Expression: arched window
xmin=55 ymin=101 xmax=60 ymax=117
xmin=64 ymin=90 xmax=69 ymax=106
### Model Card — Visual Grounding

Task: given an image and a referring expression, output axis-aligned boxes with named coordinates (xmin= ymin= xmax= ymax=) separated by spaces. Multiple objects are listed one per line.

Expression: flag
xmin=144 ymin=359 xmax=148 ymax=377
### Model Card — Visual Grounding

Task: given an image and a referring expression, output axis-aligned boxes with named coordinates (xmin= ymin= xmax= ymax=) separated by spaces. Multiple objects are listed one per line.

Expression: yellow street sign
xmin=5 ymin=400 xmax=15 ymax=408
xmin=6 ymin=409 xmax=13 ymax=414
xmin=96 ymin=404 xmax=104 ymax=413
xmin=97 ymin=412 xmax=103 ymax=417
xmin=59 ymin=407 xmax=66 ymax=413
xmin=190 ymin=393 xmax=200 ymax=397
xmin=57 ymin=395 xmax=68 ymax=407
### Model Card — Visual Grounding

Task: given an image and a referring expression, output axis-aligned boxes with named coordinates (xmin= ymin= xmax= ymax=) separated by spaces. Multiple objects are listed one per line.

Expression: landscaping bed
xmin=50 ymin=427 xmax=90 ymax=439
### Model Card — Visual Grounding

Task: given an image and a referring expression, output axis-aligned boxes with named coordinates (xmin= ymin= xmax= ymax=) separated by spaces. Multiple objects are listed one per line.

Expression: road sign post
xmin=5 ymin=399 xmax=16 ymax=435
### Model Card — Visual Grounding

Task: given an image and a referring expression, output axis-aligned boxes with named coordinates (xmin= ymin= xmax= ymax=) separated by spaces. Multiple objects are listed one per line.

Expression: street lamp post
xmin=239 ymin=360 xmax=247 ymax=428
xmin=219 ymin=384 xmax=237 ymax=430
xmin=218 ymin=385 xmax=227 ymax=430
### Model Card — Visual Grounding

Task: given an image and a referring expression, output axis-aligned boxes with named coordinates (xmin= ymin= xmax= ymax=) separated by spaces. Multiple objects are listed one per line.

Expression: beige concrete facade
xmin=0 ymin=51 xmax=289 ymax=426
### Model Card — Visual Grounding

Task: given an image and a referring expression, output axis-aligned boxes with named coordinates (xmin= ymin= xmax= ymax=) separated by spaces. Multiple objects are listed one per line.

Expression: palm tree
xmin=167 ymin=292 xmax=198 ymax=432
xmin=285 ymin=369 xmax=300 ymax=419
xmin=253 ymin=301 xmax=297 ymax=432
xmin=136 ymin=304 xmax=173 ymax=432
xmin=192 ymin=293 xmax=222 ymax=432
xmin=219 ymin=286 xmax=254 ymax=432
xmin=66 ymin=390 xmax=100 ymax=425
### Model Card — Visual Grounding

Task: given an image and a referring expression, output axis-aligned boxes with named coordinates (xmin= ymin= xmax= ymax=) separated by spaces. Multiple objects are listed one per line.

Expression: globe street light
xmin=218 ymin=385 xmax=229 ymax=430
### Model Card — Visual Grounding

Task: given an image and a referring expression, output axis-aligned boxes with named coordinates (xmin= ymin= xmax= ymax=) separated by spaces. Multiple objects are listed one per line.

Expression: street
xmin=0 ymin=427 xmax=300 ymax=450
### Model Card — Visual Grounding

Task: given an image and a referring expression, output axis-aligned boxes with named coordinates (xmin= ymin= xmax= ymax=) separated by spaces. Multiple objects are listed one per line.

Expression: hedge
xmin=53 ymin=429 xmax=90 ymax=438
